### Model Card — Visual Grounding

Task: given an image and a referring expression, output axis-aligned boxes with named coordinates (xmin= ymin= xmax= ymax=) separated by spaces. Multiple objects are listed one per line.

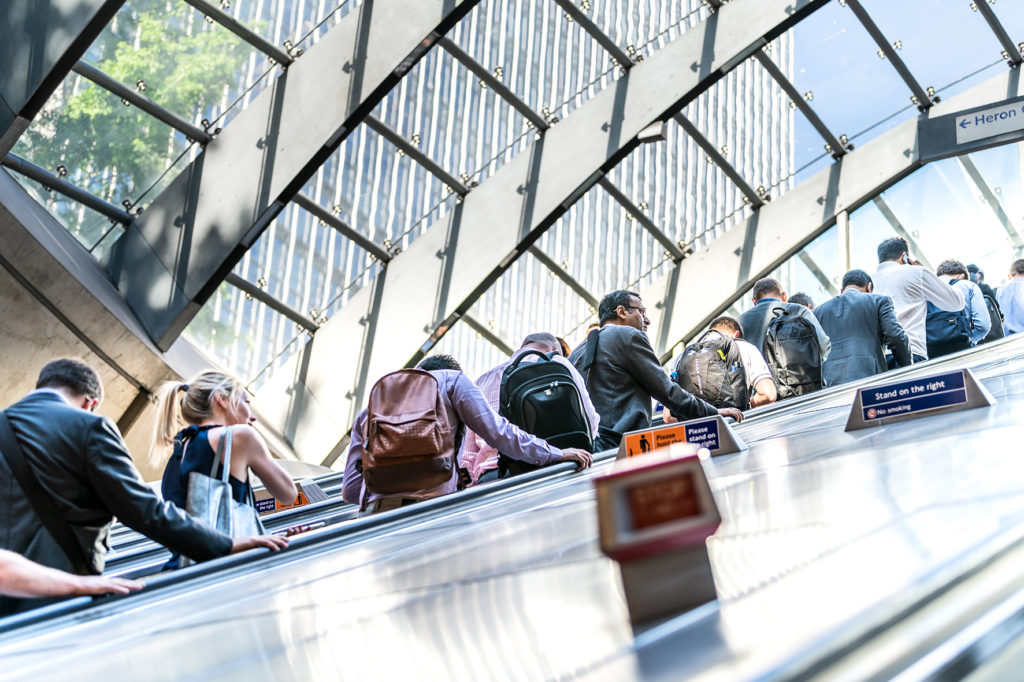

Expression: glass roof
xmin=8 ymin=0 xmax=1024 ymax=392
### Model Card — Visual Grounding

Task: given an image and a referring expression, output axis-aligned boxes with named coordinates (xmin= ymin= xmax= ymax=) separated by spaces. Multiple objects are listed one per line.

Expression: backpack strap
xmin=508 ymin=349 xmax=552 ymax=371
xmin=0 ymin=411 xmax=92 ymax=575
xmin=579 ymin=327 xmax=601 ymax=390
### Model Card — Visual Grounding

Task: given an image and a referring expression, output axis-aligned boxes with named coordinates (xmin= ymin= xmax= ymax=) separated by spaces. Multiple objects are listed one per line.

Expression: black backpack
xmin=925 ymin=280 xmax=972 ymax=358
xmin=763 ymin=306 xmax=822 ymax=400
xmin=497 ymin=350 xmax=593 ymax=478
xmin=982 ymin=292 xmax=1004 ymax=343
xmin=673 ymin=330 xmax=749 ymax=410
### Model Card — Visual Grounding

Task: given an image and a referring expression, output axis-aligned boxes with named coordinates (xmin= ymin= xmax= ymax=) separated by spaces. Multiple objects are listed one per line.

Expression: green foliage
xmin=15 ymin=2 xmax=245 ymax=209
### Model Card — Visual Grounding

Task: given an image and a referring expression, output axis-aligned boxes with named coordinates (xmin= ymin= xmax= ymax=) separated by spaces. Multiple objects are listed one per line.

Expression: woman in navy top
xmin=152 ymin=370 xmax=298 ymax=567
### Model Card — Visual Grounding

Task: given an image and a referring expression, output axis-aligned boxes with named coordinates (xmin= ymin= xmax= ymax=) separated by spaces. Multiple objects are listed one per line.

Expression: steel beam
xmin=179 ymin=0 xmax=293 ymax=67
xmin=461 ymin=313 xmax=515 ymax=356
xmin=253 ymin=0 xmax=830 ymax=460
xmin=957 ymin=154 xmax=1024 ymax=254
xmin=673 ymin=113 xmax=764 ymax=208
xmin=224 ymin=272 xmax=319 ymax=332
xmin=596 ymin=175 xmax=686 ymax=260
xmin=363 ymin=115 xmax=470 ymax=195
xmin=973 ymin=1 xmax=1023 ymax=67
xmin=753 ymin=51 xmax=847 ymax=157
xmin=2 ymin=153 xmax=133 ymax=224
xmin=845 ymin=0 xmax=933 ymax=110
xmin=527 ymin=246 xmax=600 ymax=309
xmin=106 ymin=0 xmax=481 ymax=351
xmin=797 ymin=249 xmax=838 ymax=297
xmin=0 ymin=0 xmax=126 ymax=156
xmin=436 ymin=37 xmax=549 ymax=131
xmin=871 ymin=196 xmax=933 ymax=273
xmin=549 ymin=0 xmax=633 ymax=69
xmin=71 ymin=61 xmax=212 ymax=144
xmin=641 ymin=68 xmax=1024 ymax=361
xmin=292 ymin=193 xmax=392 ymax=263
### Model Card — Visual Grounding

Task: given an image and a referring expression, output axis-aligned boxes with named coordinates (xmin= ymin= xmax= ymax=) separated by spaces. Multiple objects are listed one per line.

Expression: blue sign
xmin=684 ymin=418 xmax=720 ymax=451
xmin=255 ymin=497 xmax=277 ymax=514
xmin=860 ymin=371 xmax=967 ymax=421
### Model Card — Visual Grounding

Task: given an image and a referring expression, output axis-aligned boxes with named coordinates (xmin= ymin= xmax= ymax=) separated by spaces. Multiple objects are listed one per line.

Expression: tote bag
xmin=180 ymin=426 xmax=264 ymax=566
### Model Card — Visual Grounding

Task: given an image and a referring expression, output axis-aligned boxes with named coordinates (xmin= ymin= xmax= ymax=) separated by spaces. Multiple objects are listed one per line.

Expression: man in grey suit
xmin=813 ymin=270 xmax=912 ymax=386
xmin=0 ymin=358 xmax=287 ymax=615
xmin=569 ymin=290 xmax=743 ymax=451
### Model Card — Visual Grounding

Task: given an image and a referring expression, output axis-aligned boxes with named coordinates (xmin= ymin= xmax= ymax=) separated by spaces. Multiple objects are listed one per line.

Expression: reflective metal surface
xmin=4 ymin=337 xmax=1024 ymax=680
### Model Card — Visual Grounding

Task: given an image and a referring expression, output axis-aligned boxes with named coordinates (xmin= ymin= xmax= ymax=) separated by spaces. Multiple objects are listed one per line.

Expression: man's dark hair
xmin=789 ymin=292 xmax=814 ymax=308
xmin=877 ymin=237 xmax=909 ymax=263
xmin=709 ymin=315 xmax=742 ymax=338
xmin=936 ymin=259 xmax=968 ymax=278
xmin=1012 ymin=259 xmax=1024 ymax=276
xmin=598 ymin=289 xmax=641 ymax=324
xmin=520 ymin=332 xmax=560 ymax=351
xmin=416 ymin=354 xmax=463 ymax=372
xmin=751 ymin=278 xmax=783 ymax=302
xmin=967 ymin=263 xmax=983 ymax=283
xmin=842 ymin=269 xmax=873 ymax=289
xmin=36 ymin=358 xmax=104 ymax=401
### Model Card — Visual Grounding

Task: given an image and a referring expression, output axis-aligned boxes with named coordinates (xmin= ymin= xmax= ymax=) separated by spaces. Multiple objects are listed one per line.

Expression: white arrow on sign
xmin=955 ymin=100 xmax=1024 ymax=144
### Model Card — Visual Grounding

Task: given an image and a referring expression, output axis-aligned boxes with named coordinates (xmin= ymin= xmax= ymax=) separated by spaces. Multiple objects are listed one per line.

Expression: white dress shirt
xmin=872 ymin=261 xmax=965 ymax=359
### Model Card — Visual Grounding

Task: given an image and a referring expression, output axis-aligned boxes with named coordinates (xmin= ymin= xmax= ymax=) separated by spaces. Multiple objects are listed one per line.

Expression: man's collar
xmin=28 ymin=387 xmax=70 ymax=404
xmin=756 ymin=297 xmax=781 ymax=304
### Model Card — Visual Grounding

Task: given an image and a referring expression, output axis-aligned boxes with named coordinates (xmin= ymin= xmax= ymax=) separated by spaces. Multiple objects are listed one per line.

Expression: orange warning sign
xmin=621 ymin=423 xmax=688 ymax=458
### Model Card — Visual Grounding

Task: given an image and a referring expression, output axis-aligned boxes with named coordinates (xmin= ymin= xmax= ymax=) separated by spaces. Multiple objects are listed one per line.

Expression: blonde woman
xmin=152 ymin=370 xmax=297 ymax=566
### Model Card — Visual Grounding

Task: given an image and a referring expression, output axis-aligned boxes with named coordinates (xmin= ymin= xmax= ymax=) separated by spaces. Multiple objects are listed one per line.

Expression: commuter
xmin=997 ymin=258 xmax=1024 ymax=335
xmin=0 ymin=358 xmax=287 ymax=616
xmin=153 ymin=370 xmax=298 ymax=567
xmin=670 ymin=315 xmax=777 ymax=411
xmin=568 ymin=290 xmax=743 ymax=451
xmin=872 ymin=237 xmax=964 ymax=364
xmin=967 ymin=264 xmax=1005 ymax=342
xmin=813 ymin=269 xmax=911 ymax=386
xmin=738 ymin=278 xmax=831 ymax=399
xmin=788 ymin=292 xmax=815 ymax=310
xmin=342 ymin=354 xmax=592 ymax=513
xmin=461 ymin=333 xmax=599 ymax=485
xmin=0 ymin=549 xmax=142 ymax=599
xmin=934 ymin=259 xmax=990 ymax=347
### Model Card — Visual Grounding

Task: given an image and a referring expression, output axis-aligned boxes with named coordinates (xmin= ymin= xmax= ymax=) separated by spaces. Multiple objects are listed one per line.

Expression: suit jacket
xmin=0 ymin=391 xmax=233 ymax=614
xmin=813 ymin=290 xmax=911 ymax=386
xmin=569 ymin=325 xmax=716 ymax=441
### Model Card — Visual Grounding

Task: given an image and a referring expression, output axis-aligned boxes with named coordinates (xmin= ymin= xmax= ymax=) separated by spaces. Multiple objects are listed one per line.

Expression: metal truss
xmin=527 ymin=246 xmax=600 ymax=309
xmin=223 ymin=272 xmax=319 ymax=331
xmin=796 ymin=250 xmax=838 ymax=297
xmin=249 ymin=0 xmax=831 ymax=460
xmin=844 ymin=0 xmax=934 ymax=110
xmin=549 ymin=0 xmax=633 ymax=69
xmin=871 ymin=195 xmax=934 ymax=273
xmin=461 ymin=313 xmax=515 ymax=356
xmin=673 ymin=113 xmax=765 ymax=208
xmin=640 ymin=68 xmax=1024 ymax=359
xmin=956 ymin=154 xmax=1024 ymax=256
xmin=292 ymin=194 xmax=392 ymax=263
xmin=973 ymin=0 xmax=1023 ymax=67
xmin=2 ymin=154 xmax=133 ymax=224
xmin=179 ymin=0 xmax=293 ymax=66
xmin=363 ymin=115 xmax=470 ymax=196
xmin=106 ymin=0 xmax=481 ymax=351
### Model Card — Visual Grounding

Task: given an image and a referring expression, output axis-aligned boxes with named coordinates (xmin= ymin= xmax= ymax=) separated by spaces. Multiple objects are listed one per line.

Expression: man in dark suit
xmin=813 ymin=270 xmax=912 ymax=386
xmin=569 ymin=290 xmax=742 ymax=451
xmin=0 ymin=358 xmax=287 ymax=615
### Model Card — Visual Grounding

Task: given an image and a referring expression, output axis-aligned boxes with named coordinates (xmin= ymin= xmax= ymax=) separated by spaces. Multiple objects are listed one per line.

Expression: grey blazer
xmin=0 ymin=392 xmax=233 ymax=614
xmin=569 ymin=325 xmax=717 ymax=439
xmin=813 ymin=290 xmax=912 ymax=386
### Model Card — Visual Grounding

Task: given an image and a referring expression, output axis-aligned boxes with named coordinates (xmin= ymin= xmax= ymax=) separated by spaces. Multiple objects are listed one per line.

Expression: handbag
xmin=180 ymin=426 xmax=264 ymax=567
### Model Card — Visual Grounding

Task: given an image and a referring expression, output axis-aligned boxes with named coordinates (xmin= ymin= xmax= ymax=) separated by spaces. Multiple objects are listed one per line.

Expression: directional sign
xmin=955 ymin=100 xmax=1024 ymax=144
xmin=845 ymin=368 xmax=995 ymax=431
xmin=920 ymin=95 xmax=1024 ymax=162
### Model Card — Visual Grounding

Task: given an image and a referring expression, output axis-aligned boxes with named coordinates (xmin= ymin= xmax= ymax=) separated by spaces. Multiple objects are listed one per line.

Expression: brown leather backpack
xmin=362 ymin=369 xmax=455 ymax=494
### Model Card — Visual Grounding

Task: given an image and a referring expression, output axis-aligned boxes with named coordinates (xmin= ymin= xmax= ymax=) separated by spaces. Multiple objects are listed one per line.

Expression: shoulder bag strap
xmin=213 ymin=426 xmax=233 ymax=483
xmin=580 ymin=327 xmax=601 ymax=391
xmin=0 ymin=411 xmax=91 ymax=575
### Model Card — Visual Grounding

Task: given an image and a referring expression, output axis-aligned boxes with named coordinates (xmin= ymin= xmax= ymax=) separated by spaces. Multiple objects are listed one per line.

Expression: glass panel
xmin=574 ymin=0 xmax=708 ymax=62
xmin=858 ymin=0 xmax=1003 ymax=102
xmin=11 ymin=74 xmax=191 ymax=215
xmin=447 ymin=0 xmax=618 ymax=127
xmin=5 ymin=172 xmax=122 ymax=260
xmin=988 ymin=1 xmax=1024 ymax=50
xmin=84 ymin=0 xmax=277 ymax=131
xmin=373 ymin=45 xmax=531 ymax=190
xmin=680 ymin=48 xmax=800 ymax=210
xmin=428 ymin=319 xmax=509 ymax=381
